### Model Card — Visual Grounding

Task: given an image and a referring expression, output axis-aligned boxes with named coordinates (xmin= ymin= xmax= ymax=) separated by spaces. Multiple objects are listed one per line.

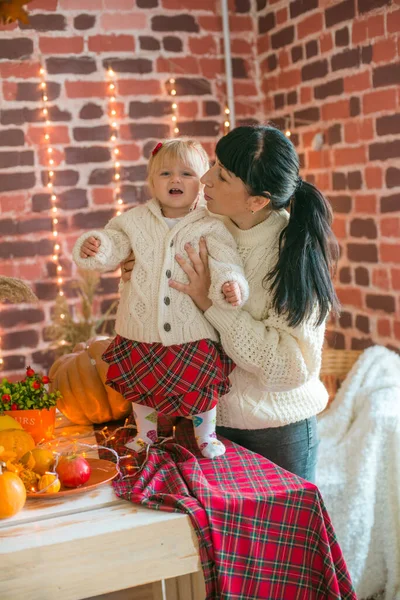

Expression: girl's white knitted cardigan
xmin=73 ymin=199 xmax=249 ymax=347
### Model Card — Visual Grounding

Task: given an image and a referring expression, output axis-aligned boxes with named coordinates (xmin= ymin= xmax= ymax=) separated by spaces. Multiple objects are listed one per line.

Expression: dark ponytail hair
xmin=215 ymin=125 xmax=340 ymax=327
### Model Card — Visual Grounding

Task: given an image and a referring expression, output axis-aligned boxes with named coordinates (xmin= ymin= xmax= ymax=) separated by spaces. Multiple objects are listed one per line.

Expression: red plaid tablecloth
xmin=97 ymin=417 xmax=357 ymax=600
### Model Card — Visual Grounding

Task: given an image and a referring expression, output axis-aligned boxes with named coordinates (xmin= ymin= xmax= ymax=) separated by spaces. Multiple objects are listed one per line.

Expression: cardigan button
xmin=170 ymin=241 xmax=174 ymax=247
xmin=166 ymin=269 xmax=171 ymax=278
xmin=164 ymin=297 xmax=170 ymax=305
xmin=164 ymin=323 xmax=171 ymax=332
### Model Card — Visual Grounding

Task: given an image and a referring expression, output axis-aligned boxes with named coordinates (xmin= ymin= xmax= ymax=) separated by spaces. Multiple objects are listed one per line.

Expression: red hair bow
xmin=152 ymin=142 xmax=163 ymax=156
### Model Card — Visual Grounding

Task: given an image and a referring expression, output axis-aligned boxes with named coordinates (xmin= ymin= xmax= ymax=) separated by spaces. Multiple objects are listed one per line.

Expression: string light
xmin=285 ymin=115 xmax=292 ymax=138
xmin=223 ymin=106 xmax=231 ymax=136
xmin=107 ymin=67 xmax=122 ymax=216
xmin=169 ymin=78 xmax=179 ymax=136
xmin=39 ymin=66 xmax=64 ymax=299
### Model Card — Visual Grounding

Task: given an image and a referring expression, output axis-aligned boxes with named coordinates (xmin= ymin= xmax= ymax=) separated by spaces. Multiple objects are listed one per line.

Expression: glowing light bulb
xmin=285 ymin=129 xmax=291 ymax=137
xmin=171 ymin=89 xmax=176 ymax=96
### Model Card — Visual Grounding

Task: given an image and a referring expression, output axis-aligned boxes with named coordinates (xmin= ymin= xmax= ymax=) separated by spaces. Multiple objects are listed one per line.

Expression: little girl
xmin=73 ymin=138 xmax=248 ymax=459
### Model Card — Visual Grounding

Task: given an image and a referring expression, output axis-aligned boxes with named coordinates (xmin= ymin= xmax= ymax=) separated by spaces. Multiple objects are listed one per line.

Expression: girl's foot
xmin=196 ymin=435 xmax=226 ymax=459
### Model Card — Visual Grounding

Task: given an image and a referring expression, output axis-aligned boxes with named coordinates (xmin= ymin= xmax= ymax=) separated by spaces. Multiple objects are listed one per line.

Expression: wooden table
xmin=0 ymin=414 xmax=206 ymax=600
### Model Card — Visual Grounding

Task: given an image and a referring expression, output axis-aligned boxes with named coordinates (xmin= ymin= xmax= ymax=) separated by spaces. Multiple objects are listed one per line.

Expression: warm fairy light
xmin=106 ymin=66 xmax=122 ymax=216
xmin=285 ymin=115 xmax=292 ymax=138
xmin=223 ymin=105 xmax=231 ymax=136
xmin=40 ymin=66 xmax=63 ymax=302
xmin=169 ymin=77 xmax=179 ymax=136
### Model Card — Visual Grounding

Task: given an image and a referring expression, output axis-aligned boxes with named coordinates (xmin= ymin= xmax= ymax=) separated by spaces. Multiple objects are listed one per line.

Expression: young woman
xmin=122 ymin=125 xmax=339 ymax=481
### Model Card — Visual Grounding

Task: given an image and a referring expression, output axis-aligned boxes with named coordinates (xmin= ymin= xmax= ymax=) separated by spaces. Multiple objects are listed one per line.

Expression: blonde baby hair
xmin=147 ymin=137 xmax=210 ymax=185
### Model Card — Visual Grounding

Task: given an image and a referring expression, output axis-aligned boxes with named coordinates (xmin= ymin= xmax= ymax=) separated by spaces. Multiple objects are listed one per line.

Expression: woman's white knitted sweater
xmin=205 ymin=210 xmax=329 ymax=430
xmin=73 ymin=199 xmax=249 ymax=347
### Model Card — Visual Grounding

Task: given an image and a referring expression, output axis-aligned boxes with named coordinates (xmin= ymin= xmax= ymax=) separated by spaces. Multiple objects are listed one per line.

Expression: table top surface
xmin=0 ymin=414 xmax=201 ymax=600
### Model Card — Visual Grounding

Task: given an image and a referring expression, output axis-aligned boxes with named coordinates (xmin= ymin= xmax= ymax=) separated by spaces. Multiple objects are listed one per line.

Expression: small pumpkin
xmin=0 ymin=465 xmax=26 ymax=519
xmin=0 ymin=428 xmax=35 ymax=461
xmin=49 ymin=338 xmax=131 ymax=425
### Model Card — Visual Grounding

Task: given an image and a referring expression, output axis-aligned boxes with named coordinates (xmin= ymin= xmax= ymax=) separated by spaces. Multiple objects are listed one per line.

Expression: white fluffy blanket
xmin=316 ymin=345 xmax=400 ymax=600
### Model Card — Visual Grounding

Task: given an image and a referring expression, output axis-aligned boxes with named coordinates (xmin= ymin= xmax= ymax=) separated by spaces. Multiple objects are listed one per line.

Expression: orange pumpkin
xmin=0 ymin=428 xmax=35 ymax=461
xmin=49 ymin=338 xmax=131 ymax=425
xmin=0 ymin=467 xmax=26 ymax=519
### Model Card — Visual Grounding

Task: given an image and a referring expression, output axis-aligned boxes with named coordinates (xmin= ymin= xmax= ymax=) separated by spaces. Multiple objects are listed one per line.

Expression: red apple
xmin=56 ymin=455 xmax=91 ymax=488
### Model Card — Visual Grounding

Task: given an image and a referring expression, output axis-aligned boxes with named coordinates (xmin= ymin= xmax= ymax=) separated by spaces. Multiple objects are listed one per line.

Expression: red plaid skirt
xmin=102 ymin=335 xmax=235 ymax=417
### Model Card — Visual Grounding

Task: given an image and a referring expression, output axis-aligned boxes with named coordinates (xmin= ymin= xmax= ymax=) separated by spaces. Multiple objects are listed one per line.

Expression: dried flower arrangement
xmin=46 ymin=269 xmax=117 ymax=356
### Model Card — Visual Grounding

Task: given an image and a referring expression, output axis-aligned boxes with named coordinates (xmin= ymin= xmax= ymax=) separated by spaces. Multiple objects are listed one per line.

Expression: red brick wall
xmin=257 ymin=0 xmax=400 ymax=353
xmin=0 ymin=0 xmax=399 ymax=377
xmin=0 ymin=0 xmax=261 ymax=376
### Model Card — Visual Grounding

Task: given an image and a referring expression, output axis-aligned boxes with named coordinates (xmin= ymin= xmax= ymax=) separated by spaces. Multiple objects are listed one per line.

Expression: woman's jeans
xmin=216 ymin=417 xmax=319 ymax=482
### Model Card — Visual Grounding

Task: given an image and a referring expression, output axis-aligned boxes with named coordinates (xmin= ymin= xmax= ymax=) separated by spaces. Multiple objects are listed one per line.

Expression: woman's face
xmin=200 ymin=160 xmax=252 ymax=219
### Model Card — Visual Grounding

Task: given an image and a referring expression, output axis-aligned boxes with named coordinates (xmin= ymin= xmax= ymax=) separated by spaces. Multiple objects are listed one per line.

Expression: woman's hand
xmin=169 ymin=237 xmax=212 ymax=312
xmin=120 ymin=251 xmax=135 ymax=282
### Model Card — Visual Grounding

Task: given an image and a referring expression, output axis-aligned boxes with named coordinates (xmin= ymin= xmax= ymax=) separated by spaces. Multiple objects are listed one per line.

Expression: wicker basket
xmin=320 ymin=349 xmax=363 ymax=403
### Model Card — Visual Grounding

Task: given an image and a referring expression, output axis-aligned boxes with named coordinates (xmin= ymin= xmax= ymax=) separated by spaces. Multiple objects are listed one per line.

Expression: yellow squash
xmin=0 ymin=428 xmax=35 ymax=461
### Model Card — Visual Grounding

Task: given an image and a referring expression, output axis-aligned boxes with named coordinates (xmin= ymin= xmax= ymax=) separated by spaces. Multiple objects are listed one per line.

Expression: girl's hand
xmin=120 ymin=251 xmax=135 ymax=282
xmin=169 ymin=237 xmax=212 ymax=312
xmin=80 ymin=236 xmax=100 ymax=258
xmin=222 ymin=281 xmax=242 ymax=306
